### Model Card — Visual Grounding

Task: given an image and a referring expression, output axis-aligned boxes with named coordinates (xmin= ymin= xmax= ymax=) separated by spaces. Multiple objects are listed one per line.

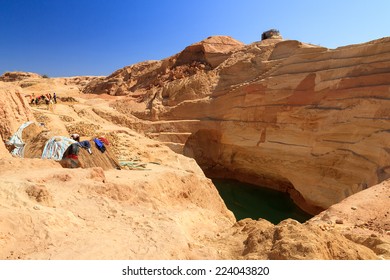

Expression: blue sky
xmin=1 ymin=0 xmax=389 ymax=77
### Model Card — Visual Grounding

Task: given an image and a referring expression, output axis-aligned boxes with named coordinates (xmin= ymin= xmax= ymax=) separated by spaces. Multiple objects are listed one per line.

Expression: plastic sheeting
xmin=41 ymin=136 xmax=76 ymax=161
xmin=7 ymin=121 xmax=34 ymax=157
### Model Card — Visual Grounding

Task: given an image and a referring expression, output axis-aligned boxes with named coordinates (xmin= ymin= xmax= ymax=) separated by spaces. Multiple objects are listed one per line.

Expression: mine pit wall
xmin=183 ymin=128 xmax=324 ymax=215
xmin=157 ymin=38 xmax=390 ymax=215
xmin=176 ymin=80 xmax=390 ymax=215
xmin=182 ymin=122 xmax=386 ymax=215
xmin=152 ymin=92 xmax=390 ymax=216
xmin=180 ymin=76 xmax=390 ymax=212
xmin=82 ymin=37 xmax=390 ymax=216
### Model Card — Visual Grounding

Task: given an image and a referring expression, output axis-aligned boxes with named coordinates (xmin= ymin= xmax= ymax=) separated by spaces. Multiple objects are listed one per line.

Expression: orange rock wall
xmin=101 ymin=37 xmax=390 ymax=213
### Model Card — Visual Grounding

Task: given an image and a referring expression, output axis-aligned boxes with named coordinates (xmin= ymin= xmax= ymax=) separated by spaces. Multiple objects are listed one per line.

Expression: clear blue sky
xmin=1 ymin=0 xmax=389 ymax=77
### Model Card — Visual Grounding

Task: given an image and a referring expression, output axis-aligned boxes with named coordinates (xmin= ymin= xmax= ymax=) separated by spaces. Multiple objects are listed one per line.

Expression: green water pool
xmin=212 ymin=178 xmax=313 ymax=224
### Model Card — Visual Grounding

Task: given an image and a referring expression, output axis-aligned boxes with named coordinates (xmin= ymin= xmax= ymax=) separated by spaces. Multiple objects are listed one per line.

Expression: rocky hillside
xmin=83 ymin=36 xmax=244 ymax=96
xmin=0 ymin=35 xmax=389 ymax=260
xmin=82 ymin=36 xmax=390 ymax=214
xmin=0 ymin=82 xmax=34 ymax=156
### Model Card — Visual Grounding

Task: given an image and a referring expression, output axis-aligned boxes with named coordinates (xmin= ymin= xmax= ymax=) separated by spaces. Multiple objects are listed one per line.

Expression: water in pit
xmin=212 ymin=178 xmax=313 ymax=224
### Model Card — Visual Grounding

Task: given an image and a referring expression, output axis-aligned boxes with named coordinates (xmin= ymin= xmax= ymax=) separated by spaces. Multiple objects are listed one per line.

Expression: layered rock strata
xmin=84 ymin=36 xmax=390 ymax=213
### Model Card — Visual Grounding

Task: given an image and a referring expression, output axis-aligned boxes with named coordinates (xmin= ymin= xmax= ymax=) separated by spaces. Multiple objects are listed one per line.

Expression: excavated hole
xmin=184 ymin=129 xmax=314 ymax=223
xmin=212 ymin=178 xmax=312 ymax=224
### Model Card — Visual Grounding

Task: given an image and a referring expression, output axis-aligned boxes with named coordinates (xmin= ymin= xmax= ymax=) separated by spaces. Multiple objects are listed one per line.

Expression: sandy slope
xmin=0 ymin=158 xmax=234 ymax=259
xmin=0 ymin=77 xmax=235 ymax=259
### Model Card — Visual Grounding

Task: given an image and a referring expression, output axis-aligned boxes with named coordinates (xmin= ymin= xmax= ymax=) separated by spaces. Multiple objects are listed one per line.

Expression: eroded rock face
xmin=85 ymin=36 xmax=390 ymax=213
xmin=178 ymin=38 xmax=390 ymax=212
xmin=83 ymin=60 xmax=163 ymax=96
xmin=0 ymin=82 xmax=35 ymax=144
xmin=82 ymin=36 xmax=244 ymax=97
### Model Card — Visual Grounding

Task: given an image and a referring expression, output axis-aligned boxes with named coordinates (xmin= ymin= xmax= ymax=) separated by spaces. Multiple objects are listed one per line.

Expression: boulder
xmin=175 ymin=35 xmax=245 ymax=68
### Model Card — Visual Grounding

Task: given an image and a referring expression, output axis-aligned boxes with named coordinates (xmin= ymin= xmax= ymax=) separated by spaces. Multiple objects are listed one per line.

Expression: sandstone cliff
xmin=83 ymin=36 xmax=390 ymax=214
